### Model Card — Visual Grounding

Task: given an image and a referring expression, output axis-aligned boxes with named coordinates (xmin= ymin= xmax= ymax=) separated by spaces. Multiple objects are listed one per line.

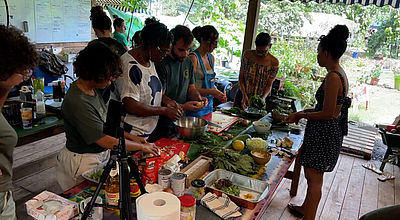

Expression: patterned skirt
xmin=299 ymin=118 xmax=344 ymax=172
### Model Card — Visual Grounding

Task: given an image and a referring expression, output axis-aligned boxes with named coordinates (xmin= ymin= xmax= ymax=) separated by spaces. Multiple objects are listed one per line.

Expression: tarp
xmin=288 ymin=0 xmax=400 ymax=8
xmin=105 ymin=5 xmax=144 ymax=47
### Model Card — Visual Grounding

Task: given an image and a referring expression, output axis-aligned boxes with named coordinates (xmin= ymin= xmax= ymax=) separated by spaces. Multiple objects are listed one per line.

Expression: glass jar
xmin=190 ymin=179 xmax=205 ymax=201
xmin=179 ymin=195 xmax=196 ymax=220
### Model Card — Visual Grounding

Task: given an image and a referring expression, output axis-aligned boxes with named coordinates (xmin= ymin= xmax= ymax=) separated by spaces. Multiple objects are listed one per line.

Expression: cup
xmin=33 ymin=78 xmax=45 ymax=93
xmin=20 ymin=107 xmax=32 ymax=129
xmin=79 ymin=197 xmax=103 ymax=220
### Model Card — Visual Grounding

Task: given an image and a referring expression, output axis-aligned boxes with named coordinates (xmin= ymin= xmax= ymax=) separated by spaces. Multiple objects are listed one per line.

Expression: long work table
xmin=61 ymin=113 xmax=304 ymax=220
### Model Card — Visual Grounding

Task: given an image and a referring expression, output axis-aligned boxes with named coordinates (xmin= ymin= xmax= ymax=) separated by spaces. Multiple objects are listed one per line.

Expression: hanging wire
xmin=183 ymin=0 xmax=195 ymax=25
xmin=4 ymin=0 xmax=10 ymax=27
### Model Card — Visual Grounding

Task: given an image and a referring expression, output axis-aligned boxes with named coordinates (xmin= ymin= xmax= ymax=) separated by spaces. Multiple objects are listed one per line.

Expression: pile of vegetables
xmin=214 ymin=179 xmax=240 ymax=197
xmin=246 ymin=138 xmax=267 ymax=151
xmin=249 ymin=95 xmax=266 ymax=110
xmin=90 ymin=169 xmax=103 ymax=182
xmin=214 ymin=151 xmax=259 ymax=176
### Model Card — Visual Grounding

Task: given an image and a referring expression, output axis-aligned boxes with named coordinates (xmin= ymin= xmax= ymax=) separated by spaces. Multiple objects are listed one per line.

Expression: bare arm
xmin=122 ymin=97 xmax=181 ymax=120
xmin=187 ymin=84 xmax=202 ymax=101
xmin=95 ymin=135 xmax=159 ymax=155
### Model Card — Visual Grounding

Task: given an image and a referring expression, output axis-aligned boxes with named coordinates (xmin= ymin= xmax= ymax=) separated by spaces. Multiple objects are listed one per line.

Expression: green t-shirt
xmin=155 ymin=56 xmax=195 ymax=104
xmin=113 ymin=32 xmax=128 ymax=47
xmin=61 ymin=82 xmax=107 ymax=154
xmin=0 ymin=111 xmax=17 ymax=192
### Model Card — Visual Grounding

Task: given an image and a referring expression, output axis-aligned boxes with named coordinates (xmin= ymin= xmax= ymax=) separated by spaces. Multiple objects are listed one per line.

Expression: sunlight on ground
xmin=342 ymin=55 xmax=400 ymax=125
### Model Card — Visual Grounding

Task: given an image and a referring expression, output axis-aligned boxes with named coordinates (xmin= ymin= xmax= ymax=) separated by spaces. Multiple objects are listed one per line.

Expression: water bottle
xmin=35 ymin=90 xmax=46 ymax=118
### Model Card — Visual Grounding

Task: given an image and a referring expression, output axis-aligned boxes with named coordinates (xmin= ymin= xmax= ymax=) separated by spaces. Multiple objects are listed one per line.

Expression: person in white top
xmin=115 ymin=17 xmax=182 ymax=137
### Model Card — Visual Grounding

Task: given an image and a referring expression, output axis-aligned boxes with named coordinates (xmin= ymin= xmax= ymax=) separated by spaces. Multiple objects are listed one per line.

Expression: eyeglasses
xmin=157 ymin=46 xmax=170 ymax=56
xmin=318 ymin=35 xmax=326 ymax=41
xmin=18 ymin=69 xmax=33 ymax=81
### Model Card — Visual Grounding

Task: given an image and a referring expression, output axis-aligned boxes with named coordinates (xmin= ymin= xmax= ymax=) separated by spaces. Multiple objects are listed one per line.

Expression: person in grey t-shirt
xmin=56 ymin=42 xmax=159 ymax=191
xmin=0 ymin=25 xmax=39 ymax=220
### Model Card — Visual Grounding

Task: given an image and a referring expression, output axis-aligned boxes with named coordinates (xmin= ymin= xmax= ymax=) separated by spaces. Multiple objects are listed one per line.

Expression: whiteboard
xmin=0 ymin=0 xmax=91 ymax=43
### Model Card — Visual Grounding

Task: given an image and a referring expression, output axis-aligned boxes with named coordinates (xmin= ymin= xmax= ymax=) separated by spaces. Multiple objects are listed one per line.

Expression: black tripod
xmin=82 ymin=100 xmax=146 ymax=220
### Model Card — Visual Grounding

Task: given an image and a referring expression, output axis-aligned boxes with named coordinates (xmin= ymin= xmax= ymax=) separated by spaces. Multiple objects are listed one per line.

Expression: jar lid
xmin=191 ymin=179 xmax=205 ymax=188
xmin=179 ymin=195 xmax=196 ymax=207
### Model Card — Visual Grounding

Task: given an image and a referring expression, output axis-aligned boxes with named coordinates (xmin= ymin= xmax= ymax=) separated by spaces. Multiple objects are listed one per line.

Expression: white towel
xmin=200 ymin=192 xmax=242 ymax=219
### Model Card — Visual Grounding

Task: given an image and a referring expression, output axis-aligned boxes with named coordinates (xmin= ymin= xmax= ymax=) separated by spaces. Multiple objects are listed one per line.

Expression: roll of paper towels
xmin=136 ymin=192 xmax=180 ymax=220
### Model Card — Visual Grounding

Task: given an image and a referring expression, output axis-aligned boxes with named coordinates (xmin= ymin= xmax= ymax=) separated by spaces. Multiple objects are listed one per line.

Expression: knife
xmin=204 ymin=120 xmax=222 ymax=128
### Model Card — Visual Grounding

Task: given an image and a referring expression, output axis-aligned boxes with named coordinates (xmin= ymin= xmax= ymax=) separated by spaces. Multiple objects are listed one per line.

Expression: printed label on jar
xmin=180 ymin=211 xmax=195 ymax=220
xmin=106 ymin=192 xmax=119 ymax=206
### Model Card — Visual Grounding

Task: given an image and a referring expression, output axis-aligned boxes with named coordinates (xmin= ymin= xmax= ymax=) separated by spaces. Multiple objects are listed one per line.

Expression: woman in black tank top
xmin=285 ymin=25 xmax=352 ymax=220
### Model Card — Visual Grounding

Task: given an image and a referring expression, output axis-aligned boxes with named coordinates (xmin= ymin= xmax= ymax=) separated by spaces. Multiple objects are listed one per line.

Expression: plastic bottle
xmin=105 ymin=167 xmax=119 ymax=209
xmin=35 ymin=90 xmax=46 ymax=118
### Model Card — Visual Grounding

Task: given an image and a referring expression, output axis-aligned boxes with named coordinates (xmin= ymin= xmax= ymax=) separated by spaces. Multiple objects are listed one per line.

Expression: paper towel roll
xmin=136 ymin=192 xmax=180 ymax=220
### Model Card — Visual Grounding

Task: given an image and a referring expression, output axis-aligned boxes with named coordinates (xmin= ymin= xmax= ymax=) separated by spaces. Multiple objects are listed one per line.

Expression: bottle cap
xmin=179 ymin=195 xmax=196 ymax=207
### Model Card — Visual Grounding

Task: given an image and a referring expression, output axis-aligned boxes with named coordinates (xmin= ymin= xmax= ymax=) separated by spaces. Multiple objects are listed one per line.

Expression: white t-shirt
xmin=115 ymin=52 xmax=162 ymax=136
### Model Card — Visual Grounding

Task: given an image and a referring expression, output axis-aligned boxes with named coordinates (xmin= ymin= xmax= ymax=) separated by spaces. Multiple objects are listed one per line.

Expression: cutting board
xmin=202 ymin=112 xmax=239 ymax=134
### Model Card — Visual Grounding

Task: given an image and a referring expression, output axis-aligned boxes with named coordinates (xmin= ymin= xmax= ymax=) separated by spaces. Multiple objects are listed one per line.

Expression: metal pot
xmin=174 ymin=116 xmax=207 ymax=139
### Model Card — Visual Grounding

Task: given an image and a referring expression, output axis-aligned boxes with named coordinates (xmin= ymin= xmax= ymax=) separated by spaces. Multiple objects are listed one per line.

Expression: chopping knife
xmin=203 ymin=119 xmax=222 ymax=128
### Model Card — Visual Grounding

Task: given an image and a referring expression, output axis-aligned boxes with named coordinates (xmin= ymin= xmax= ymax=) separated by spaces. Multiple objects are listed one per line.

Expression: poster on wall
xmin=35 ymin=0 xmax=90 ymax=43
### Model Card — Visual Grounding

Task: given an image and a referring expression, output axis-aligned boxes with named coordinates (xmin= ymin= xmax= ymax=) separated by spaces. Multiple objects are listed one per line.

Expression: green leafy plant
xmin=371 ymin=64 xmax=383 ymax=78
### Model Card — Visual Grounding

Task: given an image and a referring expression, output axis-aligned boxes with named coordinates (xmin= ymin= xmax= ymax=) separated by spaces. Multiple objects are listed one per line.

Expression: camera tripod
xmin=82 ymin=100 xmax=146 ymax=220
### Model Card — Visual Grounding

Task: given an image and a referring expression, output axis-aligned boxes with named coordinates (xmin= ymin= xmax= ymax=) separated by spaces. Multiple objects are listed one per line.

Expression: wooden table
xmin=15 ymin=116 xmax=64 ymax=146
xmin=61 ymin=114 xmax=303 ymax=220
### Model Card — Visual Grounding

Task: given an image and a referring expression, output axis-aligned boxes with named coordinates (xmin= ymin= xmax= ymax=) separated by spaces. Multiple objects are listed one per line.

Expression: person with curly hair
xmin=114 ymin=17 xmax=183 ymax=139
xmin=0 ymin=24 xmax=39 ymax=220
xmin=56 ymin=42 xmax=159 ymax=191
xmin=286 ymin=25 xmax=351 ymax=220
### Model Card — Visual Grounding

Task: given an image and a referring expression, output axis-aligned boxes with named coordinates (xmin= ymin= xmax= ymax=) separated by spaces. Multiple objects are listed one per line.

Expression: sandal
xmin=287 ymin=203 xmax=304 ymax=218
xmin=377 ymin=172 xmax=395 ymax=182
xmin=362 ymin=162 xmax=383 ymax=175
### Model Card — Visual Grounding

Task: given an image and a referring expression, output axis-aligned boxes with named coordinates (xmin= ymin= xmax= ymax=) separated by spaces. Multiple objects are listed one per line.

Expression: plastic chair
xmin=376 ymin=124 xmax=400 ymax=171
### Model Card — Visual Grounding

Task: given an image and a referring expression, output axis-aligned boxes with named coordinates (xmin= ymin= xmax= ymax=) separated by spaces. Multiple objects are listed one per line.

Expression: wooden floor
xmin=12 ymin=134 xmax=400 ymax=220
xmin=261 ymin=154 xmax=400 ymax=220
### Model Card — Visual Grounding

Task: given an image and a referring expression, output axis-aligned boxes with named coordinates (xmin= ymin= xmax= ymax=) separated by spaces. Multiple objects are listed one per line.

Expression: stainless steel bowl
xmin=174 ymin=116 xmax=207 ymax=139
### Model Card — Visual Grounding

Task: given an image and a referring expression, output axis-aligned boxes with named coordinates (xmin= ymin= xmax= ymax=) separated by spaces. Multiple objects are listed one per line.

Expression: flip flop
xmin=377 ymin=172 xmax=395 ymax=182
xmin=362 ymin=162 xmax=383 ymax=175
xmin=287 ymin=203 xmax=304 ymax=218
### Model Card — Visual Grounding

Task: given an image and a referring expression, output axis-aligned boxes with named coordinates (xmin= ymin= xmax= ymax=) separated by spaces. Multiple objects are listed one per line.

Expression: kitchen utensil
xmin=251 ymin=150 xmax=271 ymax=165
xmin=174 ymin=116 xmax=207 ymax=139
xmin=253 ymin=121 xmax=272 ymax=134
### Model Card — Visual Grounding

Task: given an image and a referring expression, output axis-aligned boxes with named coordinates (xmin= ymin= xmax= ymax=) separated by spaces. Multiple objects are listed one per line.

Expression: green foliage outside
xmin=131 ymin=0 xmax=399 ymax=107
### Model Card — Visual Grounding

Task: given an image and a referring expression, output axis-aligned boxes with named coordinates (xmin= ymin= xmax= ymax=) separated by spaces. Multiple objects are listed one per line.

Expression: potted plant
xmin=370 ymin=65 xmax=382 ymax=85
xmin=394 ymin=66 xmax=400 ymax=91
xmin=369 ymin=60 xmax=383 ymax=85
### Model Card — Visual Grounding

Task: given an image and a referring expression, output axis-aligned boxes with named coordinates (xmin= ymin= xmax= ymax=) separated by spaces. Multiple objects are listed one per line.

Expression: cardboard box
xmin=25 ymin=191 xmax=78 ymax=220
xmin=181 ymin=155 xmax=213 ymax=187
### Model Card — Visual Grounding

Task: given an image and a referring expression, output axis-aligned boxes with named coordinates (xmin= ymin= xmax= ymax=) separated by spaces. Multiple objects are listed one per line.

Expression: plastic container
xmin=35 ymin=90 xmax=46 ymax=118
xmin=395 ymin=75 xmax=400 ymax=91
xmin=352 ymin=52 xmax=358 ymax=58
xmin=190 ymin=179 xmax=205 ymax=201
xmin=179 ymin=195 xmax=196 ymax=220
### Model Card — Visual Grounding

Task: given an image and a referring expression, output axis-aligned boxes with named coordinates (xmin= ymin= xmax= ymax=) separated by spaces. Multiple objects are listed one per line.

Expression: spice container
xmin=179 ymin=195 xmax=196 ymax=220
xmin=190 ymin=179 xmax=205 ymax=201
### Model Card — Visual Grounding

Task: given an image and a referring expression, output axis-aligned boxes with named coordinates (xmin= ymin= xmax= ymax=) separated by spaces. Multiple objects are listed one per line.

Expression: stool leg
xmin=380 ymin=148 xmax=392 ymax=171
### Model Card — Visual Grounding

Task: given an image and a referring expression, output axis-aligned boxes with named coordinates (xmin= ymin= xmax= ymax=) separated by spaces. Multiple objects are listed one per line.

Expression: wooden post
xmin=242 ymin=0 xmax=261 ymax=52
